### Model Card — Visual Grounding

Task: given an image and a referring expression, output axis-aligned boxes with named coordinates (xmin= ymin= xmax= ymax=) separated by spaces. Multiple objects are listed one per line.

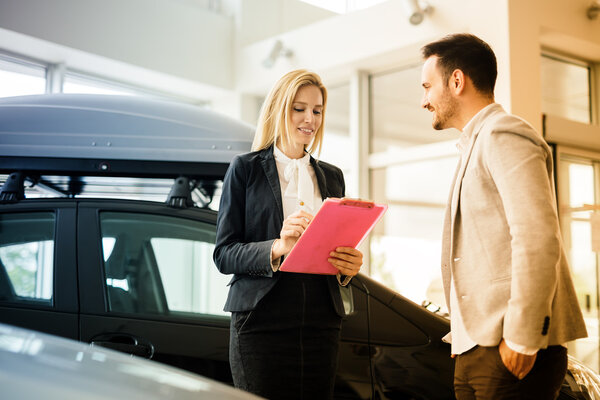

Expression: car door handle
xmin=90 ymin=333 xmax=155 ymax=359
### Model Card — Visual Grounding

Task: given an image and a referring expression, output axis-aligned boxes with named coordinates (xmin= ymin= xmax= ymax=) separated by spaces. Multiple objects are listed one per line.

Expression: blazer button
xmin=541 ymin=316 xmax=550 ymax=335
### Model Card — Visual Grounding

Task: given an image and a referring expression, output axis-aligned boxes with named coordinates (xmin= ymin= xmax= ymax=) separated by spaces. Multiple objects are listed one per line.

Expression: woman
xmin=213 ymin=69 xmax=363 ymax=399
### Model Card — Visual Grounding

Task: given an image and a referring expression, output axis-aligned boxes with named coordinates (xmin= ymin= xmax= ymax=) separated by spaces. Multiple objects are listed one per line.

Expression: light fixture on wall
xmin=262 ymin=40 xmax=294 ymax=69
xmin=402 ymin=0 xmax=433 ymax=25
xmin=588 ymin=0 xmax=600 ymax=20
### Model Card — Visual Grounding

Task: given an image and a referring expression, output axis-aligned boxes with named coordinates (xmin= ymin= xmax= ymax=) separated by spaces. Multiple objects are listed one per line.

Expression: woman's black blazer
xmin=213 ymin=145 xmax=346 ymax=317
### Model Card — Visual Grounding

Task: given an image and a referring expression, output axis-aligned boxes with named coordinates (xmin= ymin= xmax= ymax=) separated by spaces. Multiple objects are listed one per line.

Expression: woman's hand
xmin=328 ymin=247 xmax=363 ymax=277
xmin=272 ymin=210 xmax=314 ymax=260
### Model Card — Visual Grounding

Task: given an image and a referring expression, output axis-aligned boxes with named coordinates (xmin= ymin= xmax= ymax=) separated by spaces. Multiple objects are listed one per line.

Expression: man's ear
xmin=448 ymin=69 xmax=466 ymax=95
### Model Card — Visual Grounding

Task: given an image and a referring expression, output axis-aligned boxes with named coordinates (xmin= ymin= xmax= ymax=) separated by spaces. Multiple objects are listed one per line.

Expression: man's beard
xmin=432 ymin=88 xmax=458 ymax=130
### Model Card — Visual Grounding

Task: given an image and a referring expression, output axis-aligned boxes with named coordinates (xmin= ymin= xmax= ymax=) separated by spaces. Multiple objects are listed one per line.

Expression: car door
xmin=77 ymin=200 xmax=233 ymax=382
xmin=345 ymin=276 xmax=454 ymax=400
xmin=0 ymin=200 xmax=78 ymax=339
xmin=336 ymin=275 xmax=454 ymax=400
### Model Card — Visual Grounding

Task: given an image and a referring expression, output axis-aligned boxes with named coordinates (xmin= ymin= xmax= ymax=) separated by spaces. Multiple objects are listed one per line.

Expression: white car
xmin=0 ymin=323 xmax=262 ymax=400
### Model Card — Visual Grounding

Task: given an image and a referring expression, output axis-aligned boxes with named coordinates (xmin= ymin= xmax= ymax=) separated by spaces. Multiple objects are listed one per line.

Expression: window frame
xmin=77 ymin=200 xmax=227 ymax=325
xmin=0 ymin=50 xmax=209 ymax=106
xmin=0 ymin=51 xmax=48 ymax=97
xmin=541 ymin=50 xmax=594 ymax=125
xmin=0 ymin=201 xmax=78 ymax=312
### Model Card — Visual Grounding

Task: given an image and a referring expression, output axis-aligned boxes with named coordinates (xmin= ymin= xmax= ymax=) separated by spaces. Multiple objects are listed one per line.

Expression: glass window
xmin=298 ymin=0 xmax=387 ymax=14
xmin=62 ymin=72 xmax=208 ymax=106
xmin=63 ymin=73 xmax=137 ymax=96
xmin=0 ymin=212 xmax=55 ymax=304
xmin=0 ymin=55 xmax=46 ymax=98
xmin=100 ymin=212 xmax=228 ymax=317
xmin=368 ymin=64 xmax=459 ymax=311
xmin=320 ymin=83 xmax=356 ymax=193
xmin=371 ymin=65 xmax=460 ymax=151
xmin=557 ymin=150 xmax=600 ymax=373
xmin=541 ymin=54 xmax=591 ymax=124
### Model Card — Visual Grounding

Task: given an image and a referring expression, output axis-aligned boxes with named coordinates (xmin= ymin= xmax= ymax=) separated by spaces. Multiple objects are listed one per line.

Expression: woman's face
xmin=287 ymin=85 xmax=323 ymax=150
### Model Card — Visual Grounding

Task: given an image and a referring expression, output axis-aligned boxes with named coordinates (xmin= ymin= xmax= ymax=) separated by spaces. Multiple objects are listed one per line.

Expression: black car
xmin=0 ymin=94 xmax=596 ymax=400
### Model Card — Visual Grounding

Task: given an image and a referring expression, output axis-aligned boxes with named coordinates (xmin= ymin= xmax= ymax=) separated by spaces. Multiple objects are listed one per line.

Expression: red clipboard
xmin=280 ymin=198 xmax=387 ymax=274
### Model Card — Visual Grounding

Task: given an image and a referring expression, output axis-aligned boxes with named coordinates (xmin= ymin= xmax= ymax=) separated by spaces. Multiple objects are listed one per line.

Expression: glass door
xmin=557 ymin=147 xmax=600 ymax=373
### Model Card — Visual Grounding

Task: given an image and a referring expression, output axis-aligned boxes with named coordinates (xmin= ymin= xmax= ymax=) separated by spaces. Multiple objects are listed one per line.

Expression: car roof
xmin=0 ymin=93 xmax=254 ymax=165
xmin=0 ymin=323 xmax=262 ymax=400
xmin=0 ymin=94 xmax=253 ymax=184
xmin=0 ymin=94 xmax=254 ymax=203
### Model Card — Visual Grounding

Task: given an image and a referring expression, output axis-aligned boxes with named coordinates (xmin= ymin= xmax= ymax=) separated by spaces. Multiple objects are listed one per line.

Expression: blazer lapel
xmin=443 ymin=118 xmax=484 ymax=300
xmin=310 ymin=157 xmax=328 ymax=200
xmin=449 ymin=105 xmax=501 ymax=232
xmin=448 ymin=130 xmax=480 ymax=258
xmin=259 ymin=146 xmax=284 ymax=224
xmin=441 ymin=160 xmax=462 ymax=307
xmin=450 ymin=140 xmax=475 ymax=225
xmin=443 ymin=104 xmax=503 ymax=308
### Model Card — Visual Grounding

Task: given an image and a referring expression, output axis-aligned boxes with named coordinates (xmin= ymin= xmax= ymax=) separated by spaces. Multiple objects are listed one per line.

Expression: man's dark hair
xmin=421 ymin=33 xmax=497 ymax=97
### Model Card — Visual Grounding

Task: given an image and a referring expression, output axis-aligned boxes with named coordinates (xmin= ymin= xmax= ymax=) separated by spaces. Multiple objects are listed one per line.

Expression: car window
xmin=0 ymin=212 xmax=55 ymax=304
xmin=99 ymin=212 xmax=228 ymax=317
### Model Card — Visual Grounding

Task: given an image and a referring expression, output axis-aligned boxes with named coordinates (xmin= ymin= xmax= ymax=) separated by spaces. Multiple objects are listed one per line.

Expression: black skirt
xmin=229 ymin=272 xmax=342 ymax=400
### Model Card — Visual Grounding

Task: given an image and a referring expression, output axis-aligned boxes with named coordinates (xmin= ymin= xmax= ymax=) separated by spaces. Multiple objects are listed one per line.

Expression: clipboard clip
xmin=340 ymin=198 xmax=374 ymax=208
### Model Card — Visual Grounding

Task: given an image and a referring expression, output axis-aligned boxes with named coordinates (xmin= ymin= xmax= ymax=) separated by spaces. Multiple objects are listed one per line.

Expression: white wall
xmin=1 ymin=0 xmax=599 ymax=122
xmin=0 ymin=0 xmax=337 ymax=109
xmin=0 ymin=0 xmax=233 ymax=91
xmin=236 ymin=1 xmax=507 ymax=93
xmin=234 ymin=0 xmax=335 ymax=47
xmin=236 ymin=0 xmax=600 ymax=129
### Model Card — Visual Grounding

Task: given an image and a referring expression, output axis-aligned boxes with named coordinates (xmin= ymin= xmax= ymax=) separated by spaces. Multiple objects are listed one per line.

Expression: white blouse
xmin=273 ymin=145 xmax=323 ymax=219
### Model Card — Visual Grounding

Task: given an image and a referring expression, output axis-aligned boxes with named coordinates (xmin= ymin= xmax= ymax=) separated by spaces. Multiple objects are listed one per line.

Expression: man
xmin=420 ymin=33 xmax=587 ymax=399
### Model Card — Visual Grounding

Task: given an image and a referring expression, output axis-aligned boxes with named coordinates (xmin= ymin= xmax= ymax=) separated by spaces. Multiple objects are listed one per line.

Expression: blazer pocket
xmin=232 ymin=310 xmax=254 ymax=333
xmin=228 ymin=275 xmax=242 ymax=286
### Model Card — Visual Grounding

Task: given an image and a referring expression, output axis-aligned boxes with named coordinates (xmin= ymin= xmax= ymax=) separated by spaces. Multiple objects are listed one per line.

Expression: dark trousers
xmin=229 ymin=273 xmax=342 ymax=400
xmin=454 ymin=345 xmax=567 ymax=400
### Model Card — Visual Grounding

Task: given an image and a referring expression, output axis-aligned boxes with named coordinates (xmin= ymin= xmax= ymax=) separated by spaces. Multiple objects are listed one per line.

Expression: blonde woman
xmin=213 ymin=69 xmax=363 ymax=399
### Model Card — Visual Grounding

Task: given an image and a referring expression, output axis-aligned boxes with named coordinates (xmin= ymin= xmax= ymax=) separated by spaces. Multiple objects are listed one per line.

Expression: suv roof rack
xmin=0 ymin=172 xmax=25 ymax=203
xmin=0 ymin=94 xmax=254 ymax=180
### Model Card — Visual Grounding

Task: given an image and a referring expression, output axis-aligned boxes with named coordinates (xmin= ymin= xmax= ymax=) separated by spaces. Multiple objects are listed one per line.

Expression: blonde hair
xmin=252 ymin=69 xmax=327 ymax=155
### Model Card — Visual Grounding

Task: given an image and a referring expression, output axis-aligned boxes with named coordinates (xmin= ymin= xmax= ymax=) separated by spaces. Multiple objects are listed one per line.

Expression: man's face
xmin=421 ymin=56 xmax=458 ymax=130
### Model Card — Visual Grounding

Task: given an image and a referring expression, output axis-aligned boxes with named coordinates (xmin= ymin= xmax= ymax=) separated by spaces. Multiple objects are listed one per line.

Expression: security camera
xmin=402 ymin=0 xmax=433 ymax=25
xmin=588 ymin=0 xmax=600 ymax=20
xmin=262 ymin=40 xmax=293 ymax=69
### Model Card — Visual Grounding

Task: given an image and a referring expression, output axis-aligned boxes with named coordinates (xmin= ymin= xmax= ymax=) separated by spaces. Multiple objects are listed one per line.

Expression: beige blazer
xmin=442 ymin=103 xmax=587 ymax=349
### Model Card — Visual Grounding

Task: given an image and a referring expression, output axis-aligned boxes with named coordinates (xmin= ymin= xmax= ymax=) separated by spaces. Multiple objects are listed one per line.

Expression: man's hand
xmin=498 ymin=339 xmax=537 ymax=380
